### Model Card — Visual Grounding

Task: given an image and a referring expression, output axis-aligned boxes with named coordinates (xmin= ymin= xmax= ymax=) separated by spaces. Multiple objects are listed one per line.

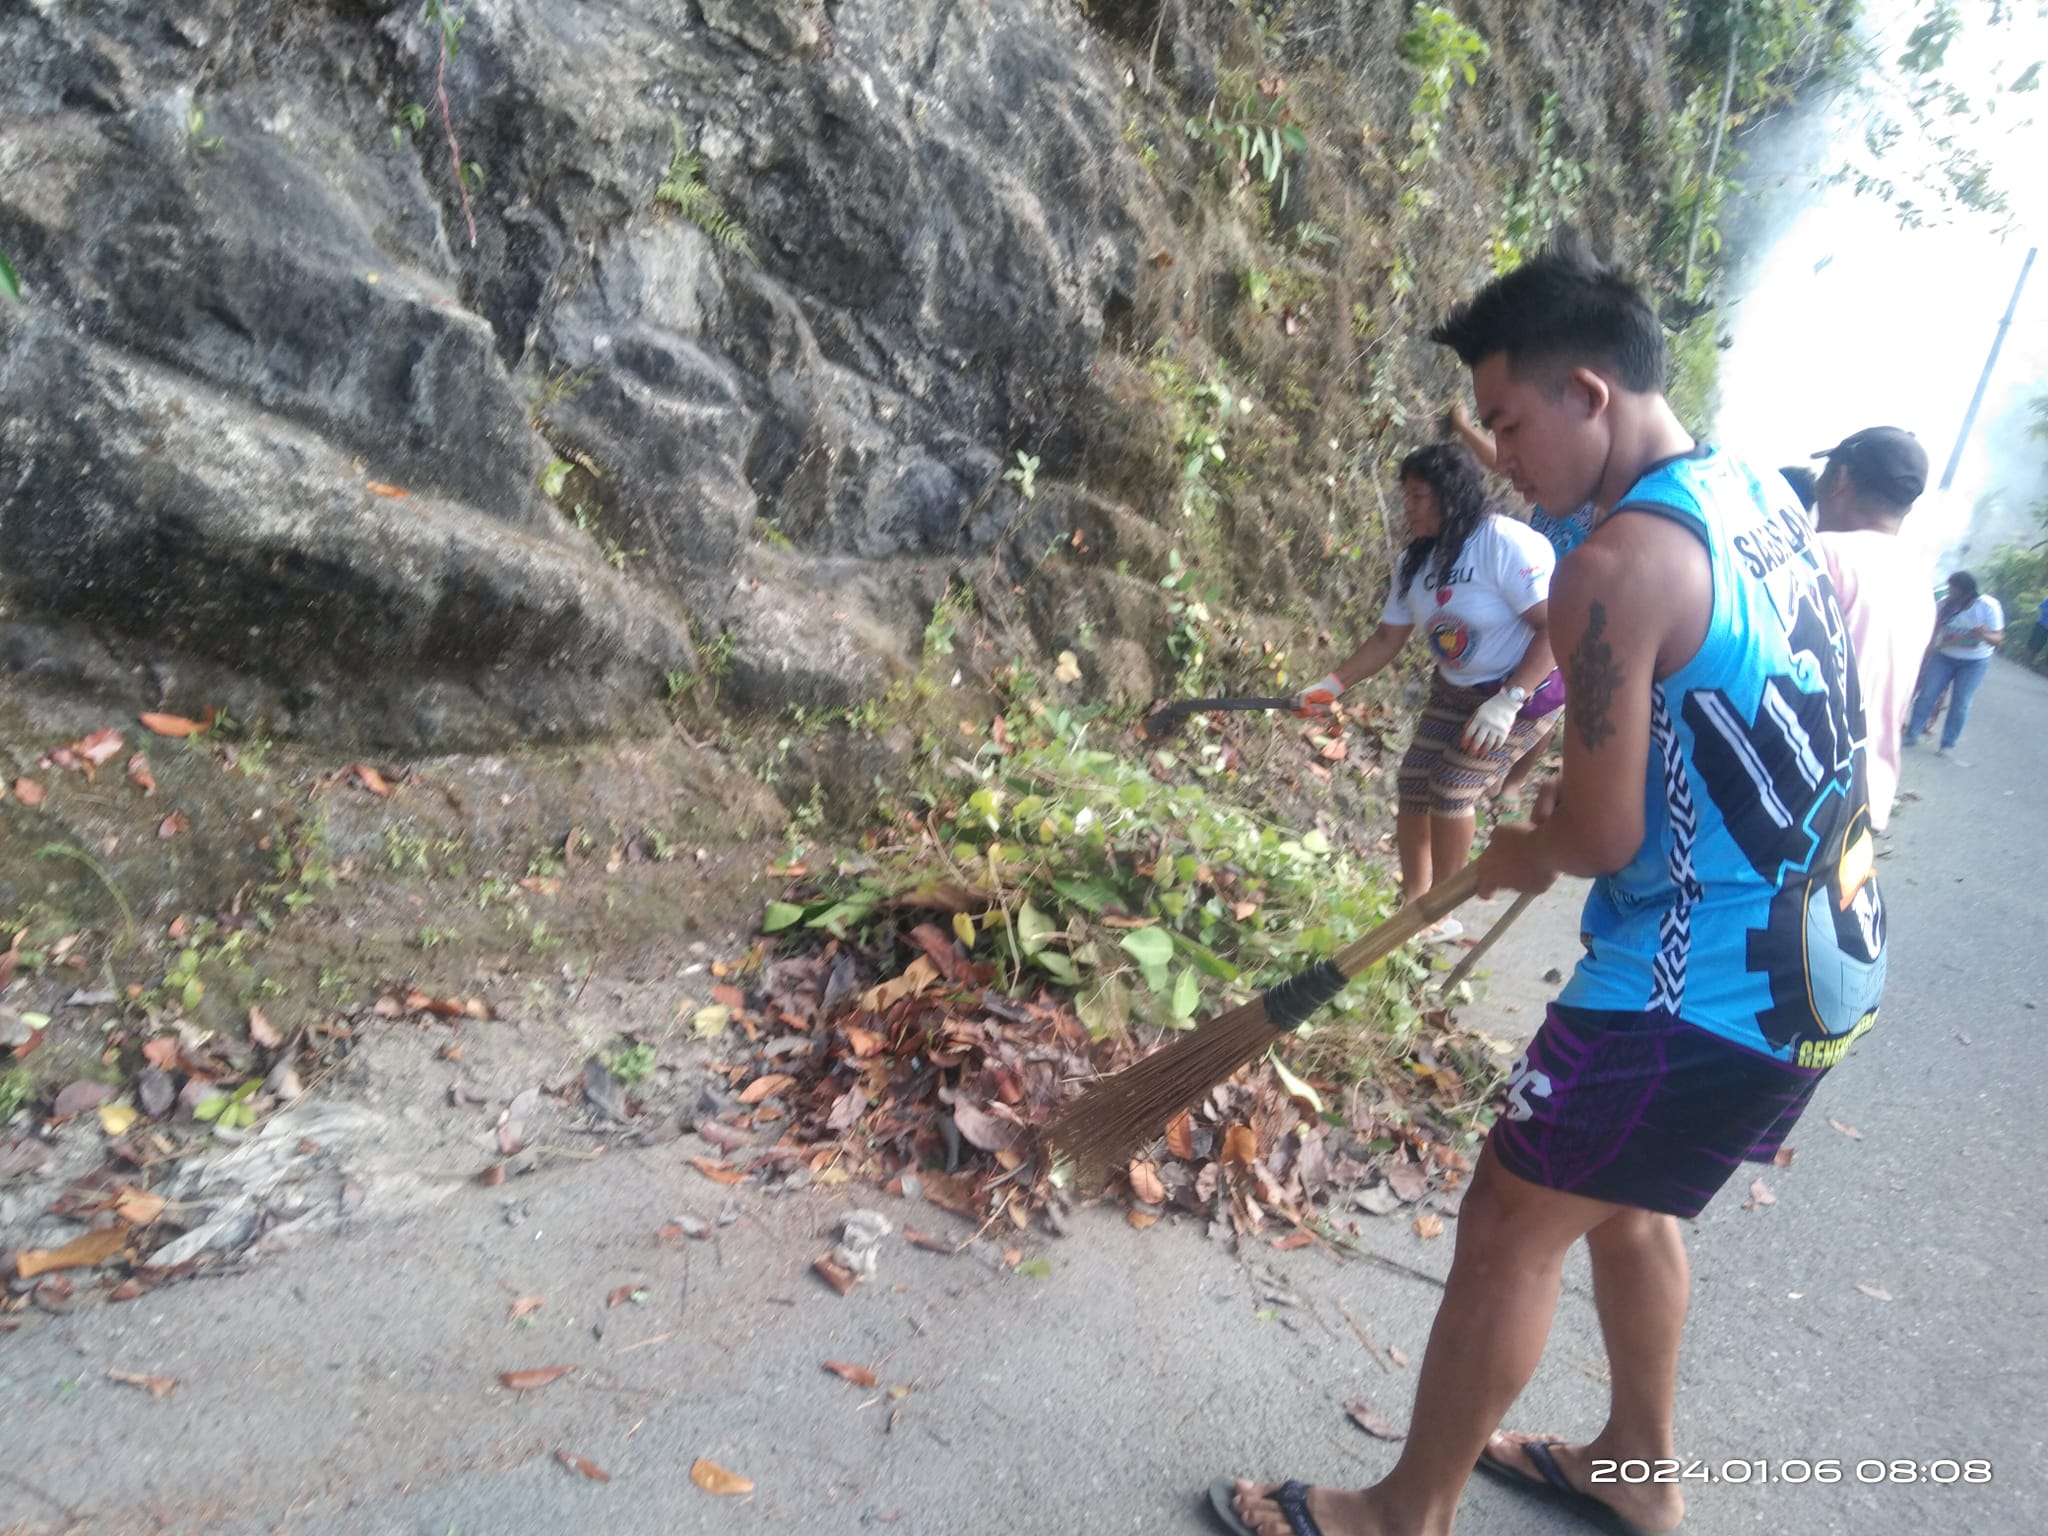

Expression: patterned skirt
xmin=1397 ymin=669 xmax=1564 ymax=816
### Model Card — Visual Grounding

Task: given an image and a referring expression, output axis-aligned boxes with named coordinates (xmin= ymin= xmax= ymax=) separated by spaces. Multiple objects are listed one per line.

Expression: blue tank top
xmin=1558 ymin=448 xmax=1886 ymax=1065
xmin=1530 ymin=502 xmax=1594 ymax=558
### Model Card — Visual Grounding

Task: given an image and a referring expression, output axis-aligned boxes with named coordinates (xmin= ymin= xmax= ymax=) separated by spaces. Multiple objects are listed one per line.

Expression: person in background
xmin=2026 ymin=594 xmax=2048 ymax=663
xmin=1904 ymin=570 xmax=2003 ymax=757
xmin=1450 ymin=397 xmax=1595 ymax=557
xmin=1809 ymin=427 xmax=1934 ymax=829
xmin=1447 ymin=398 xmax=1585 ymax=799
xmin=1293 ymin=441 xmax=1563 ymax=941
xmin=1777 ymin=464 xmax=1818 ymax=513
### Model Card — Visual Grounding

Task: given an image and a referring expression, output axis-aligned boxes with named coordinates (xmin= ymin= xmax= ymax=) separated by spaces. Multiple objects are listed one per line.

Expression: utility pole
xmin=1938 ymin=245 xmax=2036 ymax=492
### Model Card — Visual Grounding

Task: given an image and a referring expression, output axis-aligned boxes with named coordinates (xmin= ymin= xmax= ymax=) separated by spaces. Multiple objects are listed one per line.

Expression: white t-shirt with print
xmin=1935 ymin=595 xmax=2003 ymax=660
xmin=1383 ymin=514 xmax=1555 ymax=687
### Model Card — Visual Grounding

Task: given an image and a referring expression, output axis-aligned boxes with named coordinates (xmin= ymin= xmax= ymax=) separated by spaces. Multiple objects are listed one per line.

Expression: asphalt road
xmin=2 ymin=662 xmax=2043 ymax=1536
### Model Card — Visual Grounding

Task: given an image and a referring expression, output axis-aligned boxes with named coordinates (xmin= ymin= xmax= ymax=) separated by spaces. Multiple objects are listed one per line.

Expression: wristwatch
xmin=1501 ymin=684 xmax=1529 ymax=704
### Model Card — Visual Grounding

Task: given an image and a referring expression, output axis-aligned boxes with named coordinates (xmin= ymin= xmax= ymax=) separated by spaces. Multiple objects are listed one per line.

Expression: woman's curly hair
xmin=1396 ymin=441 xmax=1495 ymax=592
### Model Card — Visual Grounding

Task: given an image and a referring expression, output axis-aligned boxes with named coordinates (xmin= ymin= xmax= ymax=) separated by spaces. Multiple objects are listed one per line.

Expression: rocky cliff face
xmin=0 ymin=0 xmax=1675 ymax=750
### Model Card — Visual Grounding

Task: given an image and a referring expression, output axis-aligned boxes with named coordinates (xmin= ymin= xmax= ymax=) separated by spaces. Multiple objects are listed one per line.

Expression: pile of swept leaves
xmin=699 ymin=704 xmax=1506 ymax=1243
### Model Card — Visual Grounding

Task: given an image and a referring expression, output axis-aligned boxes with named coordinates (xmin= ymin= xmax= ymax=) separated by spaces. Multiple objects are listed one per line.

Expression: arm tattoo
xmin=1569 ymin=600 xmax=1624 ymax=751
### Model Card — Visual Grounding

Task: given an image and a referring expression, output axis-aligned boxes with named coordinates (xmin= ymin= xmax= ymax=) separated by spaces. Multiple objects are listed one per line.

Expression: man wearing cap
xmin=1811 ymin=427 xmax=1935 ymax=829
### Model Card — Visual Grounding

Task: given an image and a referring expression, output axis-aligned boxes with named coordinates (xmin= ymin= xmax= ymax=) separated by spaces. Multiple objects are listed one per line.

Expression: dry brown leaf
xmin=690 ymin=1458 xmax=754 ymax=1496
xmin=711 ymin=983 xmax=746 ymax=1009
xmin=1128 ymin=1160 xmax=1166 ymax=1206
xmin=114 ymin=1188 xmax=167 ymax=1226
xmin=857 ymin=955 xmax=940 ymax=1013
xmin=555 ymin=1450 xmax=610 ymax=1482
xmin=952 ymin=1099 xmax=1019 ymax=1152
xmin=902 ymin=1227 xmax=957 ymax=1254
xmin=17 ymin=1226 xmax=128 ymax=1278
xmin=1389 ymin=1347 xmax=1410 ymax=1368
xmin=1318 ymin=737 xmax=1349 ymax=761
xmin=1346 ymin=1399 xmax=1405 ymax=1440
xmin=1165 ymin=1110 xmax=1194 ymax=1161
xmin=1269 ymin=1231 xmax=1315 ymax=1252
xmin=1412 ymin=1213 xmax=1445 ymax=1240
xmin=500 ymin=1365 xmax=576 ymax=1391
xmin=156 ymin=811 xmax=189 ymax=840
xmin=141 ymin=1036 xmax=179 ymax=1070
xmin=77 ymin=728 xmax=126 ymax=768
xmin=475 ymin=1163 xmax=507 ymax=1187
xmin=366 ymin=481 xmax=410 ymax=498
xmin=1854 ymin=1282 xmax=1893 ymax=1303
xmin=1385 ymin=1161 xmax=1429 ymax=1203
xmin=1773 ymin=1146 xmax=1797 ymax=1167
xmin=823 ymin=1359 xmax=878 ymax=1387
xmin=843 ymin=1026 xmax=885 ymax=1058
xmin=737 ymin=1072 xmax=794 ymax=1105
xmin=1748 ymin=1177 xmax=1777 ymax=1207
xmin=606 ymin=1284 xmax=644 ymax=1309
xmin=106 ymin=1368 xmax=178 ymax=1399
xmin=1828 ymin=1118 xmax=1864 ymax=1141
xmin=1127 ymin=1208 xmax=1161 ymax=1230
xmin=247 ymin=1006 xmax=283 ymax=1050
xmin=813 ymin=1255 xmax=858 ymax=1296
xmin=687 ymin=1156 xmax=745 ymax=1185
xmin=137 ymin=712 xmax=204 ymax=738
xmin=350 ymin=763 xmax=392 ymax=797
xmin=1221 ymin=1124 xmax=1258 ymax=1168
xmin=13 ymin=777 xmax=46 ymax=806
xmin=508 ymin=1296 xmax=546 ymax=1320
xmin=127 ymin=754 xmax=156 ymax=795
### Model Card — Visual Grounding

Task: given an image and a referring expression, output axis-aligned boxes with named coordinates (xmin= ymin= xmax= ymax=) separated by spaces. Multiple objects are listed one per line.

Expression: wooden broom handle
xmin=1438 ymin=888 xmax=1540 ymax=994
xmin=1330 ymin=862 xmax=1485 ymax=983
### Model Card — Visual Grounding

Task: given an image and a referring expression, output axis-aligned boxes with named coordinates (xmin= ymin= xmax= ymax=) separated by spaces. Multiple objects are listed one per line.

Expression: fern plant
xmin=656 ymin=122 xmax=754 ymax=260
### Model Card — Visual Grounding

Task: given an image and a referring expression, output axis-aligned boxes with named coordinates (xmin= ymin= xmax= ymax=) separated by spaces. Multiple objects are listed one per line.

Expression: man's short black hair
xmin=1430 ymin=228 xmax=1666 ymax=393
xmin=1778 ymin=465 xmax=1819 ymax=511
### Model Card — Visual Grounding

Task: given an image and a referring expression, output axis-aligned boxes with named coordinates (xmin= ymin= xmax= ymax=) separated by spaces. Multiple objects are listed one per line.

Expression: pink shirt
xmin=1816 ymin=531 xmax=1934 ymax=832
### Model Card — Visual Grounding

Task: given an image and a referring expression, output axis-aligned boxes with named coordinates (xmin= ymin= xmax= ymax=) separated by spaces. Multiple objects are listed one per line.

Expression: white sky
xmin=1716 ymin=0 xmax=2048 ymax=565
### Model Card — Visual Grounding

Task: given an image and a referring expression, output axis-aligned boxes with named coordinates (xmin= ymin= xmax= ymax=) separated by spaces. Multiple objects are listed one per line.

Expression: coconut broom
xmin=1046 ymin=861 xmax=1484 ymax=1180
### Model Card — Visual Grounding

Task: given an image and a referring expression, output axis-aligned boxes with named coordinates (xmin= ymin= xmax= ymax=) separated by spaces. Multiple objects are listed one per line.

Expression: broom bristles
xmin=1044 ymin=994 xmax=1278 ymax=1183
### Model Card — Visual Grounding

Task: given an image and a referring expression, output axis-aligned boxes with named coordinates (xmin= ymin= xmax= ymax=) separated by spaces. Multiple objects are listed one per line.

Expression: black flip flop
xmin=1474 ymin=1440 xmax=1663 ymax=1536
xmin=1206 ymin=1477 xmax=1326 ymax=1536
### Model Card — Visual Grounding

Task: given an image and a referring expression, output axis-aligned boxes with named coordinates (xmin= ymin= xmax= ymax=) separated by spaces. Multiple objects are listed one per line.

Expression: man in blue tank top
xmin=1221 ymin=233 xmax=1882 ymax=1536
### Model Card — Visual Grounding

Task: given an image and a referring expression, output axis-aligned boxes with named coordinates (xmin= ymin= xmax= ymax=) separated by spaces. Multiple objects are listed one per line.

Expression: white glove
xmin=1463 ymin=691 xmax=1521 ymax=753
xmin=1294 ymin=672 xmax=1346 ymax=717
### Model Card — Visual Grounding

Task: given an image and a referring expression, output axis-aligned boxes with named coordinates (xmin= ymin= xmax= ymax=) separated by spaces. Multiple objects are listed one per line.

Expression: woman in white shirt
xmin=1905 ymin=570 xmax=2004 ymax=755
xmin=1296 ymin=443 xmax=1563 ymax=932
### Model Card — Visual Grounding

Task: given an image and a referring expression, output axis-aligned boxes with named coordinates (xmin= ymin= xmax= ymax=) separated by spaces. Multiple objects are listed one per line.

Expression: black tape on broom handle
xmin=1261 ymin=960 xmax=1350 ymax=1029
xmin=1259 ymin=863 xmax=1488 ymax=1034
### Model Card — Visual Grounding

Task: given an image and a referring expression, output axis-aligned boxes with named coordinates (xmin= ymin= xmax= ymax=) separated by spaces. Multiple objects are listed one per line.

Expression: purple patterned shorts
xmin=1487 ymin=1004 xmax=1827 ymax=1219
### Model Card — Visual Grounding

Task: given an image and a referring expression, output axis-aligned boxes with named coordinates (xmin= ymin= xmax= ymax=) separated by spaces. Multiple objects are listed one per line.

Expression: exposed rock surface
xmin=1 ymin=0 xmax=1680 ymax=750
xmin=0 ymin=0 xmax=1149 ymax=747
